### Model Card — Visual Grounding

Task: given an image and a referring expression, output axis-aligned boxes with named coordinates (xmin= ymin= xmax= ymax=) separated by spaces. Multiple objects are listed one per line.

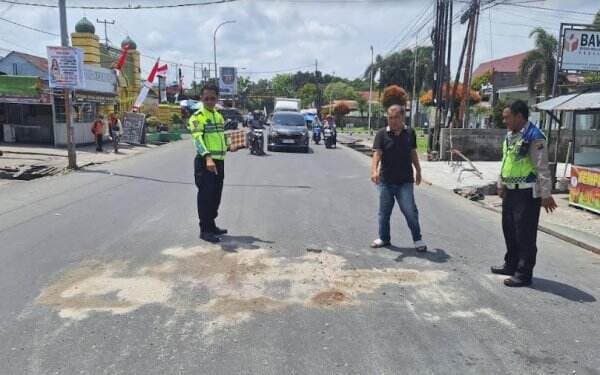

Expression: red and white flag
xmin=114 ymin=44 xmax=130 ymax=74
xmin=133 ymin=58 xmax=160 ymax=110
xmin=156 ymin=64 xmax=168 ymax=77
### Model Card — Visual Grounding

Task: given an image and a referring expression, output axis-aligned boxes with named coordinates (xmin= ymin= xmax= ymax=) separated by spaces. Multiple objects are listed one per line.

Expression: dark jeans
xmin=194 ymin=155 xmax=225 ymax=233
xmin=95 ymin=134 xmax=103 ymax=151
xmin=378 ymin=181 xmax=422 ymax=242
xmin=502 ymin=188 xmax=542 ymax=280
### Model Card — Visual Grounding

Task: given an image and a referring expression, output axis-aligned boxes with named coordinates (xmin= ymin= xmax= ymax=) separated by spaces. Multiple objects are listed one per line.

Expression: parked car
xmin=267 ymin=111 xmax=310 ymax=153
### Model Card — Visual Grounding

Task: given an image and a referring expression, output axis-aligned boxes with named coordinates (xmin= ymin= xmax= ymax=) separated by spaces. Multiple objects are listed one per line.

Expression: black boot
xmin=213 ymin=226 xmax=228 ymax=235
xmin=200 ymin=232 xmax=220 ymax=243
xmin=491 ymin=264 xmax=515 ymax=276
xmin=504 ymin=275 xmax=532 ymax=287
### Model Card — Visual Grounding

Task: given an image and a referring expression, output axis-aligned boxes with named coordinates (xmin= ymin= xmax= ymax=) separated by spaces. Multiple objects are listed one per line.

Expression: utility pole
xmin=59 ymin=0 xmax=76 ymax=169
xmin=315 ymin=59 xmax=321 ymax=114
xmin=461 ymin=0 xmax=480 ymax=128
xmin=368 ymin=45 xmax=374 ymax=135
xmin=193 ymin=62 xmax=198 ymax=96
xmin=96 ymin=18 xmax=115 ymax=45
xmin=430 ymin=0 xmax=451 ymax=156
xmin=411 ymin=35 xmax=418 ymax=129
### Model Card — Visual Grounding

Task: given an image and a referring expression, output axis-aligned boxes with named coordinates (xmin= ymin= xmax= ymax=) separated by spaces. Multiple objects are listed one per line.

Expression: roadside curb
xmin=473 ymin=200 xmax=600 ymax=255
xmin=340 ymin=141 xmax=600 ymax=256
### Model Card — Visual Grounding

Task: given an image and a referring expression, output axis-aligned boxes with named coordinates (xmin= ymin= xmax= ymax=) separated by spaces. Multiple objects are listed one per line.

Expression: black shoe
xmin=503 ymin=276 xmax=532 ymax=287
xmin=491 ymin=264 xmax=515 ymax=276
xmin=213 ymin=227 xmax=228 ymax=235
xmin=200 ymin=232 xmax=220 ymax=243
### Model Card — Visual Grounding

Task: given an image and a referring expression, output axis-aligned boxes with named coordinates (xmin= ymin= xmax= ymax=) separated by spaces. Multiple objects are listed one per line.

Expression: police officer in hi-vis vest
xmin=188 ymin=83 xmax=235 ymax=243
xmin=492 ymin=100 xmax=557 ymax=287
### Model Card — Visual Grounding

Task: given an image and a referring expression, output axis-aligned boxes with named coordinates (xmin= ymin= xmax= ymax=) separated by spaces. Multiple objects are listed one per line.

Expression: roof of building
xmin=473 ymin=51 xmax=531 ymax=78
xmin=535 ymin=91 xmax=600 ymax=111
xmin=75 ymin=17 xmax=95 ymax=34
xmin=121 ymin=36 xmax=137 ymax=50
xmin=6 ymin=51 xmax=48 ymax=73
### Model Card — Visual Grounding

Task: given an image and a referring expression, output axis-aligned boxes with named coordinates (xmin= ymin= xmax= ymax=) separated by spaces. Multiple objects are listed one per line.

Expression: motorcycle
xmin=312 ymin=126 xmax=321 ymax=145
xmin=323 ymin=128 xmax=336 ymax=149
xmin=249 ymin=128 xmax=265 ymax=155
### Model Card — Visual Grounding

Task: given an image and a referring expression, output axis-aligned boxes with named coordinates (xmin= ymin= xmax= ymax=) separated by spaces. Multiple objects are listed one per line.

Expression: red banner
xmin=569 ymin=165 xmax=600 ymax=214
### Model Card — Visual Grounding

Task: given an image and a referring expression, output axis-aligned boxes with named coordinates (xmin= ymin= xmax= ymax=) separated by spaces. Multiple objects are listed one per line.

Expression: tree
xmin=271 ymin=74 xmax=295 ymax=97
xmin=323 ymin=82 xmax=359 ymax=102
xmin=333 ymin=101 xmax=351 ymax=127
xmin=420 ymin=83 xmax=480 ymax=107
xmin=364 ymin=47 xmax=433 ymax=101
xmin=471 ymin=70 xmax=491 ymax=91
xmin=381 ymin=85 xmax=408 ymax=109
xmin=519 ymin=27 xmax=558 ymax=99
xmin=594 ymin=10 xmax=600 ymax=28
xmin=298 ymin=83 xmax=318 ymax=108
xmin=491 ymin=99 xmax=508 ymax=129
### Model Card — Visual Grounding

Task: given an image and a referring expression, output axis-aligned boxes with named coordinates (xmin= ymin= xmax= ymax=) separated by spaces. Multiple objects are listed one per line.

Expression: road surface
xmin=1 ymin=139 xmax=598 ymax=374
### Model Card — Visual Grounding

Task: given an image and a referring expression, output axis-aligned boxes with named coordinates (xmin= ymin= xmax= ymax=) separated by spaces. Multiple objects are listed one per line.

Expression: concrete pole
xmin=59 ymin=0 xmax=76 ymax=169
xmin=368 ymin=46 xmax=374 ymax=135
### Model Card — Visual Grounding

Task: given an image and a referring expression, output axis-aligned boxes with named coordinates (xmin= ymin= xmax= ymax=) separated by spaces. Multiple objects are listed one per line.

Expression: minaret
xmin=121 ymin=36 xmax=141 ymax=95
xmin=70 ymin=17 xmax=100 ymax=66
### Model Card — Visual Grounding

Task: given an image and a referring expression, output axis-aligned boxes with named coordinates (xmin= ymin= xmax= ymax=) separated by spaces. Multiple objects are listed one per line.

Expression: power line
xmin=0 ymin=15 xmax=59 ymax=35
xmin=0 ymin=0 xmax=240 ymax=9
xmin=500 ymin=3 xmax=598 ymax=17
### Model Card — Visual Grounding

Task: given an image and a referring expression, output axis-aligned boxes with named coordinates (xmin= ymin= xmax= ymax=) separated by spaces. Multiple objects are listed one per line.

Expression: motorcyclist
xmin=247 ymin=111 xmax=265 ymax=150
xmin=312 ymin=117 xmax=322 ymax=143
xmin=324 ymin=115 xmax=337 ymax=145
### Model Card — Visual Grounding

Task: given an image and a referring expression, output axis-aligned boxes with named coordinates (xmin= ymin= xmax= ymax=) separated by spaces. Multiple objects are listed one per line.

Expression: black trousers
xmin=95 ymin=134 xmax=103 ymax=151
xmin=502 ymin=188 xmax=542 ymax=280
xmin=194 ymin=155 xmax=224 ymax=233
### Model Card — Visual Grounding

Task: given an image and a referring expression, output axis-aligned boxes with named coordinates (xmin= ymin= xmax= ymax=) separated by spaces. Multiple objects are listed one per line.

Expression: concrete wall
xmin=440 ymin=128 xmax=505 ymax=161
xmin=439 ymin=128 xmax=600 ymax=162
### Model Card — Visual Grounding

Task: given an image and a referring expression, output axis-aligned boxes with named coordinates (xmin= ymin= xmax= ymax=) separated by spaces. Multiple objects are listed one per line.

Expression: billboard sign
xmin=569 ymin=166 xmax=600 ymax=214
xmin=219 ymin=66 xmax=237 ymax=96
xmin=47 ymin=46 xmax=85 ymax=89
xmin=560 ymin=28 xmax=600 ymax=72
xmin=121 ymin=112 xmax=146 ymax=144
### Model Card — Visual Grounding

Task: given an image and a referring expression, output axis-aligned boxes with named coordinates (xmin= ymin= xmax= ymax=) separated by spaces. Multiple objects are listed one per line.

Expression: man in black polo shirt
xmin=371 ymin=104 xmax=427 ymax=252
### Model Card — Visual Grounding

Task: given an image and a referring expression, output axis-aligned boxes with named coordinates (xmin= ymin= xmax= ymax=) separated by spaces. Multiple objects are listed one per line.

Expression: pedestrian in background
xmin=371 ymin=104 xmax=427 ymax=252
xmin=189 ymin=83 xmax=236 ymax=243
xmin=91 ymin=114 xmax=105 ymax=152
xmin=492 ymin=100 xmax=557 ymax=287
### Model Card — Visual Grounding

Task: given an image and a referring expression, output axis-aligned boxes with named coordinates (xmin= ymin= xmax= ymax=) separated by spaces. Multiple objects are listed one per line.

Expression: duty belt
xmin=503 ymin=182 xmax=535 ymax=190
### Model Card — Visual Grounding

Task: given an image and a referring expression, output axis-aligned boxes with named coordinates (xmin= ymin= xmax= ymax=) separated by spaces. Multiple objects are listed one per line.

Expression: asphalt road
xmin=1 ymin=138 xmax=599 ymax=375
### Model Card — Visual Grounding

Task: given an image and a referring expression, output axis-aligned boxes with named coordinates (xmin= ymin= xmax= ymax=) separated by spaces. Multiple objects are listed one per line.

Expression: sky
xmin=0 ymin=0 xmax=598 ymax=86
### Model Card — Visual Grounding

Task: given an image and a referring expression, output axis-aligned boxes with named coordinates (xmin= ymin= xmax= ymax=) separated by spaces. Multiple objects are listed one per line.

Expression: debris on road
xmin=0 ymin=164 xmax=60 ymax=180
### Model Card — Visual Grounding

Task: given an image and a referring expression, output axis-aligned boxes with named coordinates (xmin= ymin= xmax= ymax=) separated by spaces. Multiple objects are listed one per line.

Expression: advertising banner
xmin=569 ymin=166 xmax=600 ymax=214
xmin=561 ymin=29 xmax=600 ymax=72
xmin=47 ymin=46 xmax=85 ymax=89
xmin=219 ymin=66 xmax=237 ymax=96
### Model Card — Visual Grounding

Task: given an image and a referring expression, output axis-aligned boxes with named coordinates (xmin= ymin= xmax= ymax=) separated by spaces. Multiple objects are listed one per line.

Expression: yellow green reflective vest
xmin=188 ymin=107 xmax=227 ymax=160
xmin=500 ymin=123 xmax=545 ymax=184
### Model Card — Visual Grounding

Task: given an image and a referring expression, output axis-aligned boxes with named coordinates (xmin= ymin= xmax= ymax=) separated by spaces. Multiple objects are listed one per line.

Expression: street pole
xmin=96 ymin=18 xmax=115 ymax=45
xmin=59 ymin=0 xmax=76 ymax=169
xmin=411 ymin=35 xmax=418 ymax=129
xmin=213 ymin=20 xmax=236 ymax=82
xmin=368 ymin=45 xmax=374 ymax=135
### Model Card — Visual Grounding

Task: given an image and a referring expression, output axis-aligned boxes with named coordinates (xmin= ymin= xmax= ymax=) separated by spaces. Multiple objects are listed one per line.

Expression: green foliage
xmin=271 ymin=74 xmax=295 ymax=97
xmin=584 ymin=72 xmax=600 ymax=83
xmin=471 ymin=71 xmax=491 ymax=91
xmin=298 ymin=83 xmax=318 ymax=108
xmin=519 ymin=27 xmax=558 ymax=99
xmin=324 ymin=82 xmax=359 ymax=101
xmin=364 ymin=46 xmax=434 ymax=97
xmin=492 ymin=99 xmax=508 ymax=129
xmin=171 ymin=113 xmax=183 ymax=124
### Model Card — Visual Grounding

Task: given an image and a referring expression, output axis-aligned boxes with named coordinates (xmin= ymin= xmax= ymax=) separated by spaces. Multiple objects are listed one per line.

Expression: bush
xmin=382 ymin=85 xmax=408 ymax=109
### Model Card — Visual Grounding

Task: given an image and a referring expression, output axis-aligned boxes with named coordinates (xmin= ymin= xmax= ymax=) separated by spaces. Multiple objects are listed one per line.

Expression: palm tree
xmin=364 ymin=54 xmax=383 ymax=81
xmin=519 ymin=27 xmax=558 ymax=99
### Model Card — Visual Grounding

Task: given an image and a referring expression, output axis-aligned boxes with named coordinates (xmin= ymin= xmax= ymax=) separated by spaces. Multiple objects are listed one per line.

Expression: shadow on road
xmin=386 ymin=246 xmax=451 ymax=263
xmin=79 ymin=169 xmax=192 ymax=185
xmin=530 ymin=278 xmax=596 ymax=303
xmin=219 ymin=234 xmax=275 ymax=253
xmin=225 ymin=184 xmax=312 ymax=189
